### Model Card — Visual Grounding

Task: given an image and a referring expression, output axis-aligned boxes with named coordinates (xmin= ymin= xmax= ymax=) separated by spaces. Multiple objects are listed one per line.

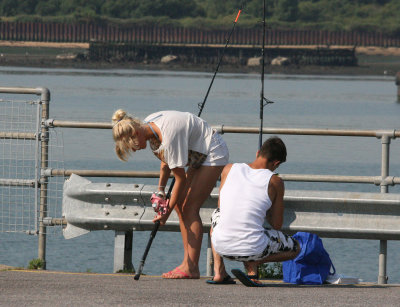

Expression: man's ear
xmin=273 ymin=160 xmax=281 ymax=168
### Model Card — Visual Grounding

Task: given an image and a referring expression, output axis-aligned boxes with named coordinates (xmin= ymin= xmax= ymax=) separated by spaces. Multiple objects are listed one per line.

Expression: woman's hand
xmin=152 ymin=213 xmax=169 ymax=225
xmin=152 ymin=167 xmax=186 ymax=226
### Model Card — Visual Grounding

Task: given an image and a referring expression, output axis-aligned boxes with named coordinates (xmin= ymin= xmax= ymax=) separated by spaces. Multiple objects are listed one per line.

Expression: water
xmin=0 ymin=67 xmax=399 ymax=283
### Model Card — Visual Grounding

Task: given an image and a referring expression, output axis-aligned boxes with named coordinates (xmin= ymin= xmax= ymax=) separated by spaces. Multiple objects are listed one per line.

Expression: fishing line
xmin=134 ymin=5 xmax=245 ymax=280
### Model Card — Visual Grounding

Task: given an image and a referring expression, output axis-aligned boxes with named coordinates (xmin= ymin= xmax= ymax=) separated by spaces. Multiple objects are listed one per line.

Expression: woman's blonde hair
xmin=112 ymin=109 xmax=144 ymax=161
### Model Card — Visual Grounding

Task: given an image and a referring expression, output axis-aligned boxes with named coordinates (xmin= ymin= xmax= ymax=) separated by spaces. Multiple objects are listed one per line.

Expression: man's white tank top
xmin=212 ymin=163 xmax=274 ymax=256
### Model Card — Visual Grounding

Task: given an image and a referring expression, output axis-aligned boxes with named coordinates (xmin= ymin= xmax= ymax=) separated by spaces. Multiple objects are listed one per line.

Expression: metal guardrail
xmin=46 ymin=117 xmax=399 ymax=283
xmin=49 ymin=119 xmax=399 ymax=283
xmin=0 ymin=179 xmax=36 ymax=187
xmin=1 ymin=90 xmax=399 ymax=283
xmin=62 ymin=174 xmax=400 ymax=276
xmin=47 ymin=120 xmax=399 ymax=188
xmin=63 ymin=174 xmax=400 ymax=240
xmin=45 ymin=169 xmax=400 ymax=187
xmin=48 ymin=119 xmax=400 ymax=137
xmin=0 ymin=132 xmax=36 ymax=139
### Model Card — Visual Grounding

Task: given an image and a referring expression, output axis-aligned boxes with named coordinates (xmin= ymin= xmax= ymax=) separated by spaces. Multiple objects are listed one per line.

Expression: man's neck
xmin=247 ymin=158 xmax=269 ymax=170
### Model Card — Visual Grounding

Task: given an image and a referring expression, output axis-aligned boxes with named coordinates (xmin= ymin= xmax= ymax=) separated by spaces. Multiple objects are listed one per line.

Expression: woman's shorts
xmin=202 ymin=131 xmax=229 ymax=167
xmin=211 ymin=208 xmax=297 ymax=262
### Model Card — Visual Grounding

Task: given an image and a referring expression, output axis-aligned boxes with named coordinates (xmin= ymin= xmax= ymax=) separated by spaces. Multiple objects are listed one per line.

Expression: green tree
xmin=59 ymin=0 xmax=104 ymax=15
xmin=36 ymin=0 xmax=61 ymax=16
xmin=101 ymin=0 xmax=139 ymax=19
xmin=137 ymin=0 xmax=205 ymax=19
xmin=0 ymin=0 xmax=399 ymax=35
xmin=201 ymin=0 xmax=242 ymax=18
xmin=0 ymin=0 xmax=21 ymax=16
xmin=298 ymin=1 xmax=322 ymax=22
xmin=18 ymin=0 xmax=38 ymax=15
xmin=245 ymin=0 xmax=276 ymax=19
xmin=275 ymin=0 xmax=299 ymax=22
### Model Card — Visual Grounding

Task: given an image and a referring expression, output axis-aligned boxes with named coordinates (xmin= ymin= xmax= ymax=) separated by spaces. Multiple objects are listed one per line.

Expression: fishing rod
xmin=134 ymin=187 xmax=171 ymax=280
xmin=255 ymin=0 xmax=276 ymax=279
xmin=198 ymin=5 xmax=243 ymax=117
xmin=134 ymin=6 xmax=244 ymax=280
xmin=258 ymin=0 xmax=275 ymax=149
xmin=133 ymin=221 xmax=160 ymax=280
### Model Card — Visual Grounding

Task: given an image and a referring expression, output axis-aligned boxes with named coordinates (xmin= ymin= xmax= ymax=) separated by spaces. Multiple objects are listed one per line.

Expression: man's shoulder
xmin=222 ymin=163 xmax=234 ymax=175
xmin=269 ymin=173 xmax=284 ymax=193
xmin=270 ymin=173 xmax=283 ymax=183
xmin=219 ymin=163 xmax=234 ymax=183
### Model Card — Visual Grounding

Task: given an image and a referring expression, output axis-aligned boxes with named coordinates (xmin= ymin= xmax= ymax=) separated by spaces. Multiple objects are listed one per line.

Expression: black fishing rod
xmin=134 ymin=6 xmax=244 ymax=280
xmin=198 ymin=6 xmax=243 ymax=117
xmin=258 ymin=0 xmax=274 ymax=149
xmin=133 ymin=221 xmax=160 ymax=280
xmin=134 ymin=186 xmax=172 ymax=280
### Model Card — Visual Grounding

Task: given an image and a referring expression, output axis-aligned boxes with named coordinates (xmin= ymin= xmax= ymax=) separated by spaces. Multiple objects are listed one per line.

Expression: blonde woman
xmin=112 ymin=109 xmax=229 ymax=279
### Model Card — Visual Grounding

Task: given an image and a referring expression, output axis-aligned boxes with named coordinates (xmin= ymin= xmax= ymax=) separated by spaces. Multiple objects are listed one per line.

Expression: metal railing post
xmin=113 ymin=230 xmax=134 ymax=273
xmin=380 ymin=134 xmax=391 ymax=194
xmin=379 ymin=241 xmax=388 ymax=284
xmin=38 ymin=88 xmax=50 ymax=269
xmin=378 ymin=134 xmax=391 ymax=284
xmin=396 ymin=71 xmax=400 ymax=102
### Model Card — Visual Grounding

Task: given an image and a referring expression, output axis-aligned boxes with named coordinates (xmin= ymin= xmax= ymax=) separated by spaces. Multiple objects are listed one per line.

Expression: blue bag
xmin=282 ymin=232 xmax=335 ymax=285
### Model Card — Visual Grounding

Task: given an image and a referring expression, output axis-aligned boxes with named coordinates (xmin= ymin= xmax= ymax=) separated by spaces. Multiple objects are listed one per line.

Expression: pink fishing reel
xmin=150 ymin=193 xmax=169 ymax=216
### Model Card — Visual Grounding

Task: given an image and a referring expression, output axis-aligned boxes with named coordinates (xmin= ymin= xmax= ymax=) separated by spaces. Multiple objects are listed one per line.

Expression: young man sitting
xmin=208 ymin=137 xmax=300 ymax=285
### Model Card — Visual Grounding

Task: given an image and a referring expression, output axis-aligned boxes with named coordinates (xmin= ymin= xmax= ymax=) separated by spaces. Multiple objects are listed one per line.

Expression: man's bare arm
xmin=217 ymin=163 xmax=233 ymax=208
xmin=266 ymin=175 xmax=285 ymax=230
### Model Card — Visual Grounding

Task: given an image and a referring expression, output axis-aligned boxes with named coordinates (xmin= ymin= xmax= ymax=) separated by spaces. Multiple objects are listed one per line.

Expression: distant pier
xmin=3 ymin=21 xmax=400 ymax=67
xmin=88 ymin=42 xmax=357 ymax=66
xmin=1 ymin=22 xmax=399 ymax=48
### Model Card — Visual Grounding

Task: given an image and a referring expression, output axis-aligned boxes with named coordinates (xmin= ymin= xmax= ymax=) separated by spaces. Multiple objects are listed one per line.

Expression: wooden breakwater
xmin=89 ymin=42 xmax=357 ymax=66
xmin=0 ymin=21 xmax=399 ymax=48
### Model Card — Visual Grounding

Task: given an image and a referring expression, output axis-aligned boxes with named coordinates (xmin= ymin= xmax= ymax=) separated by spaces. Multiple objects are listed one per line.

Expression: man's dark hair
xmin=259 ymin=136 xmax=287 ymax=163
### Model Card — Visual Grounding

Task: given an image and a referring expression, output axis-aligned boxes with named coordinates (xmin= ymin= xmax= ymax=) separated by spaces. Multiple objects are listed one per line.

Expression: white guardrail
xmin=63 ymin=174 xmax=400 ymax=240
xmin=62 ymin=174 xmax=400 ymax=278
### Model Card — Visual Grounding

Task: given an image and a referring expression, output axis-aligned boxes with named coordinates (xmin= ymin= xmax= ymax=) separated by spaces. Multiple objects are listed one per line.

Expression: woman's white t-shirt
xmin=211 ymin=163 xmax=274 ymax=256
xmin=144 ymin=111 xmax=213 ymax=169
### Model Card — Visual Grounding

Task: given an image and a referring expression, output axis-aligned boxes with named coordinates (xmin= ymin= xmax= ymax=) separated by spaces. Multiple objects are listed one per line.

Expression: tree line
xmin=0 ymin=0 xmax=399 ymax=35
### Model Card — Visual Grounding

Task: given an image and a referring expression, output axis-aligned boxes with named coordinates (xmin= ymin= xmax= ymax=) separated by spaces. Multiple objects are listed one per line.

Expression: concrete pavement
xmin=1 ymin=269 xmax=399 ymax=306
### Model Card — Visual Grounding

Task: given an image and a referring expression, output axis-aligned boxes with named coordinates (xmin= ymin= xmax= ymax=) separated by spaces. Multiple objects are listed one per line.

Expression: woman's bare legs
xmin=181 ymin=165 xmax=224 ymax=277
xmin=162 ymin=165 xmax=224 ymax=278
xmin=162 ymin=168 xmax=194 ymax=277
xmin=161 ymin=168 xmax=193 ymax=278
